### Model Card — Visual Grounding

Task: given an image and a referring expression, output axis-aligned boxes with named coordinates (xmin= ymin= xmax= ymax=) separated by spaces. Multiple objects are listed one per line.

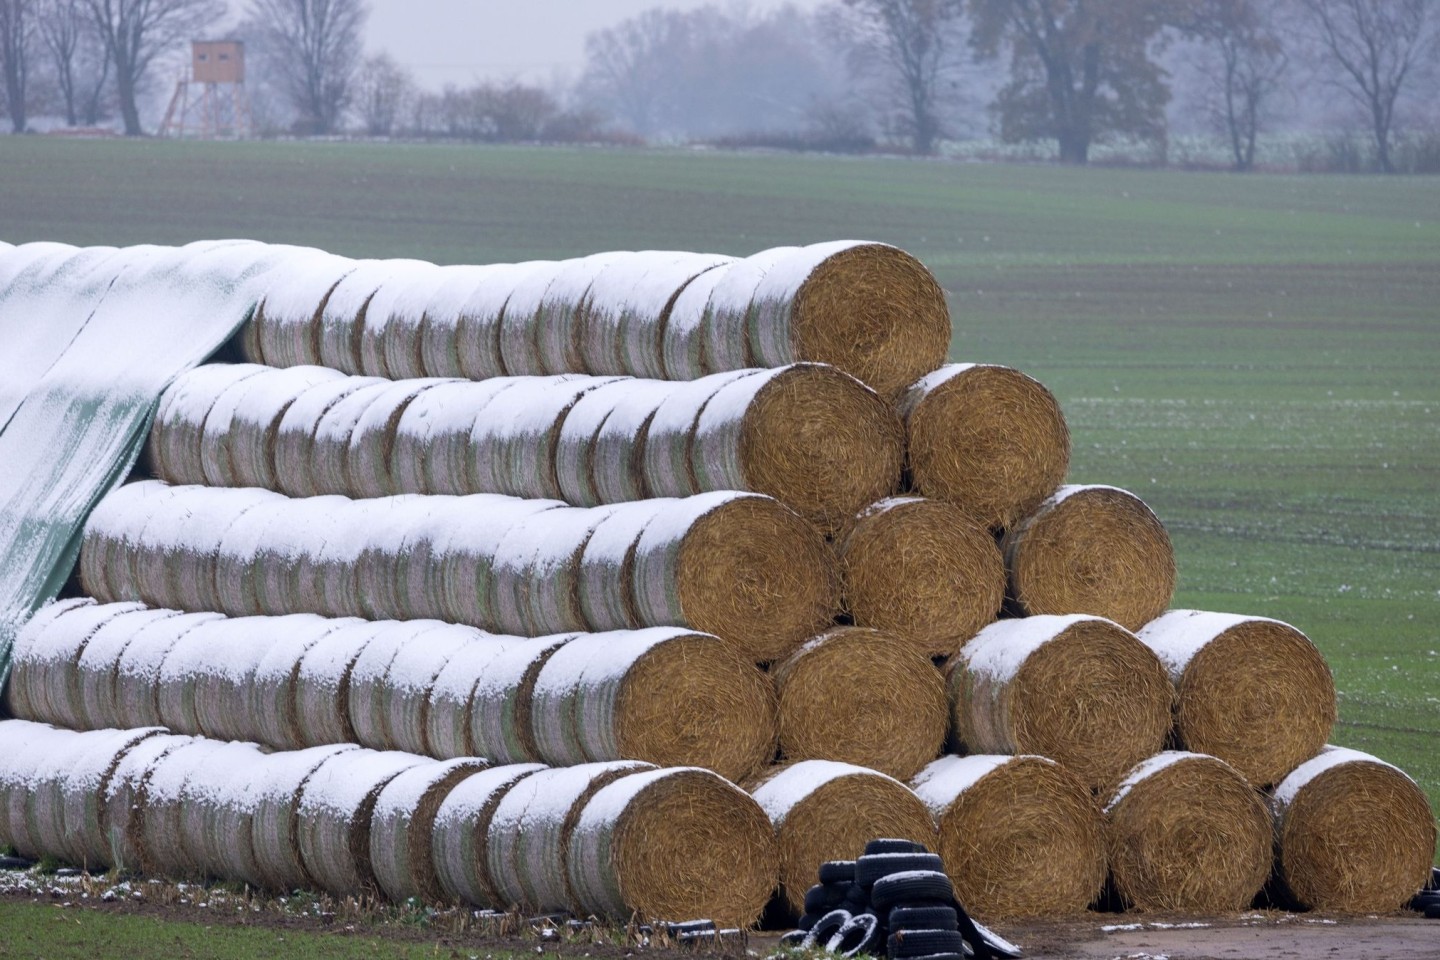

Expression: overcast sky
xmin=365 ymin=0 xmax=827 ymax=88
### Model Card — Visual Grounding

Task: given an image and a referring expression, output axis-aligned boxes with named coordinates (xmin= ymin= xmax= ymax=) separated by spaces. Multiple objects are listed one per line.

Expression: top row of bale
xmin=240 ymin=241 xmax=952 ymax=403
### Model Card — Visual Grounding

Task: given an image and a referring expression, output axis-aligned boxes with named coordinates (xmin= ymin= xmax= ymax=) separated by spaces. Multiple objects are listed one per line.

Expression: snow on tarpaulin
xmin=0 ymin=240 xmax=325 ymax=684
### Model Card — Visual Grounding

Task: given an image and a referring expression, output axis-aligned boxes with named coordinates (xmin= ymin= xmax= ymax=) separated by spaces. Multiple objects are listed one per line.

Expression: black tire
xmin=865 ymin=838 xmax=928 ymax=856
xmin=0 ymin=856 xmax=35 ymax=870
xmin=666 ymin=919 xmax=716 ymax=937
xmin=1425 ymin=902 xmax=1440 ymax=920
xmin=871 ymin=871 xmax=956 ymax=913
xmin=844 ymin=883 xmax=871 ymax=911
xmin=801 ymin=909 xmax=851 ymax=950
xmin=797 ymin=912 xmax=822 ymax=932
xmin=778 ymin=930 xmax=809 ymax=948
xmin=889 ymin=905 xmax=958 ymax=932
xmin=805 ymin=883 xmax=845 ymax=914
xmin=969 ymin=918 xmax=1024 ymax=959
xmin=1428 ymin=866 xmax=1440 ymax=891
xmin=856 ymin=852 xmax=947 ymax=887
xmin=888 ymin=928 xmax=966 ymax=959
xmin=820 ymin=860 xmax=857 ymax=885
xmin=827 ymin=912 xmax=882 ymax=958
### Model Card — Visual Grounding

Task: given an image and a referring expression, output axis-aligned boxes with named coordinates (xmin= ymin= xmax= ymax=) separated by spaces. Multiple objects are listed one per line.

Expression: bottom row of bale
xmin=0 ymin=719 xmax=1434 ymax=925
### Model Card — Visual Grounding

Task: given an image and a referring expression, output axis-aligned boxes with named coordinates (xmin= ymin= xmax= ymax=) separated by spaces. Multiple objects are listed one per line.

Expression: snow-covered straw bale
xmin=1137 ymin=609 xmax=1336 ymax=787
xmin=499 ymin=255 xmax=621 ymax=377
xmin=485 ymin=760 xmax=654 ymax=913
xmin=836 ymin=497 xmax=1005 ymax=657
xmin=431 ymin=763 xmax=546 ymax=907
xmin=1103 ymin=751 xmax=1271 ymax=912
xmin=424 ymin=636 xmax=524 ymax=759
xmin=144 ymin=363 xmax=268 ymax=483
xmin=74 ymin=608 xmax=190 ymax=731
xmin=1271 ymin=746 xmax=1436 ymax=912
xmin=131 ymin=736 xmax=235 ymax=878
xmin=100 ymin=733 xmax=198 ymax=874
xmin=295 ymin=747 xmax=432 ymax=895
xmin=112 ymin=611 xmax=225 ymax=729
xmin=354 ymin=262 xmax=450 ymax=376
xmin=528 ymin=628 xmax=778 ymax=782
xmin=315 ymin=259 xmax=435 ymax=373
xmin=381 ymin=264 xmax=499 ymax=380
xmin=369 ymin=758 xmax=489 ymax=903
xmin=898 ymin=364 xmax=1070 ymax=531
xmin=911 ymin=754 xmax=1105 ymax=920
xmin=1001 ymin=485 xmax=1176 ymax=631
xmin=3 ymin=598 xmax=136 ymax=729
xmin=746 ymin=759 xmax=937 ymax=916
xmin=250 ymin=743 xmax=358 ymax=891
xmin=150 ymin=739 xmax=273 ymax=881
xmin=242 ymin=251 xmax=358 ymax=367
xmin=271 ymin=375 xmax=388 ymax=497
xmin=772 ymin=627 xmax=947 ymax=781
xmin=468 ymin=635 xmax=579 ymax=765
xmin=569 ymin=766 xmax=779 ymax=926
xmin=668 ymin=241 xmax=951 ymax=401
xmin=946 ymin=615 xmax=1174 ymax=791
xmin=81 ymin=482 xmax=838 ymax=660
xmin=556 ymin=378 xmax=671 ymax=506
xmin=348 ymin=621 xmax=480 ymax=755
xmin=219 ymin=366 xmax=349 ymax=489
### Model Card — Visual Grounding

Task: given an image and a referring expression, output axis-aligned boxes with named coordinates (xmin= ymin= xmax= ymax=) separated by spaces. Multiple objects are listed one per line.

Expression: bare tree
xmin=353 ymin=50 xmax=409 ymax=136
xmin=246 ymin=0 xmax=366 ymax=134
xmin=580 ymin=8 xmax=686 ymax=137
xmin=38 ymin=0 xmax=111 ymax=126
xmin=1188 ymin=0 xmax=1287 ymax=171
xmin=839 ymin=0 xmax=967 ymax=154
xmin=85 ymin=0 xmax=226 ymax=135
xmin=1 ymin=0 xmax=37 ymax=132
xmin=1297 ymin=0 xmax=1439 ymax=172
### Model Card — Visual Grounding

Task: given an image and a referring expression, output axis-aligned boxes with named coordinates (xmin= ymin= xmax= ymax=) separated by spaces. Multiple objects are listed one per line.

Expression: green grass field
xmin=1 ymin=137 xmax=1436 ymax=828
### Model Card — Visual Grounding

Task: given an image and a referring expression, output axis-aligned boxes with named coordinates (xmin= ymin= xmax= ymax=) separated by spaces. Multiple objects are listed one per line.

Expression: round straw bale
xmin=431 ymin=763 xmax=546 ymax=906
xmin=316 ymin=259 xmax=433 ymax=374
xmin=1272 ymin=746 xmax=1437 ymax=913
xmin=305 ymin=379 xmax=402 ymax=494
xmin=356 ymin=261 xmax=447 ymax=376
xmin=1002 ymin=485 xmax=1176 ymax=631
xmin=837 ymin=497 xmax=1005 ymax=656
xmin=345 ymin=377 xmax=459 ymax=498
xmin=224 ymin=365 xmax=347 ymax=490
xmin=196 ymin=366 xmax=298 ymax=487
xmin=351 ymin=495 xmax=454 ymax=620
xmin=423 ymin=634 xmax=521 ymax=759
xmin=450 ymin=261 xmax=556 ymax=380
xmin=249 ymin=615 xmax=356 ymax=750
xmin=61 ymin=727 xmax=169 ymax=870
xmin=773 ymin=627 xmax=947 ymax=780
xmin=509 ymin=253 xmax=630 ymax=376
xmin=245 ymin=251 xmax=357 ymax=367
xmin=697 ymin=248 xmax=799 ymax=374
xmin=433 ymin=497 xmax=566 ymax=626
xmin=695 ymin=363 xmax=904 ymax=530
xmin=0 ymin=722 xmax=83 ymax=859
xmin=1103 ymin=751 xmax=1271 ymax=912
xmin=73 ymin=607 xmax=187 ymax=730
xmin=250 ymin=743 xmax=358 ymax=892
xmin=114 ymin=611 xmax=224 ymax=729
xmin=464 ymin=375 xmax=613 ymax=500
xmin=947 ymin=615 xmax=1174 ymax=791
xmin=470 ymin=635 xmax=579 ymax=764
xmin=577 ymin=500 xmax=671 ymax=632
xmin=577 ymin=252 xmax=733 ymax=379
xmin=489 ymin=260 xmax=568 ymax=376
xmin=390 ymin=379 xmax=518 ymax=495
xmin=748 ymin=759 xmax=938 ymax=916
xmin=79 ymin=481 xmax=185 ymax=603
xmin=899 ymin=364 xmax=1070 ymax=530
xmin=384 ymin=264 xmax=493 ymax=379
xmin=490 ymin=504 xmax=618 ymax=637
xmin=1138 ymin=610 xmax=1336 ymax=787
xmin=95 ymin=733 xmax=194 ymax=873
xmin=370 ymin=758 xmax=488 ymax=903
xmin=570 ymin=766 xmax=779 ymax=925
xmin=272 ymin=375 xmax=388 ymax=497
xmin=175 ymin=740 xmax=272 ymax=882
xmin=132 ymin=485 xmax=279 ymax=613
xmin=345 ymin=620 xmax=456 ymax=751
xmin=643 ymin=370 xmax=762 ymax=499
xmin=531 ymin=627 xmax=778 ymax=781
xmin=149 ymin=363 xmax=268 ymax=485
xmin=295 ymin=496 xmax=393 ymax=617
xmin=135 ymin=737 xmax=232 ymax=879
xmin=630 ymin=492 xmax=840 ymax=663
xmin=486 ymin=760 xmax=654 ymax=913
xmin=5 ymin=598 xmax=136 ymax=727
xmin=556 ymin=378 xmax=673 ymax=506
xmin=295 ymin=748 xmax=431 ymax=896
xmin=911 ymin=754 xmax=1105 ymax=920
xmin=291 ymin=619 xmax=390 ymax=748
xmin=23 ymin=741 xmax=86 ymax=866
xmin=659 ymin=261 xmax=737 ymax=379
xmin=188 ymin=613 xmax=311 ymax=743
xmin=366 ymin=623 xmax=480 ymax=755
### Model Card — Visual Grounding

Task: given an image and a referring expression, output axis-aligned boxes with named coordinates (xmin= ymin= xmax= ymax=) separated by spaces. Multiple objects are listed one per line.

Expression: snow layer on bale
xmin=387 ymin=264 xmax=491 ymax=379
xmin=211 ymin=492 xmax=331 ymax=615
xmin=250 ymin=742 xmax=358 ymax=892
xmin=433 ymin=497 xmax=567 ymax=625
xmin=345 ymin=379 xmax=460 ymax=497
xmin=248 ymin=614 xmax=354 ymax=749
xmin=492 ymin=260 xmax=570 ymax=376
xmin=140 ymin=736 xmax=233 ymax=877
xmin=701 ymin=247 xmax=799 ymax=372
xmin=79 ymin=482 xmax=182 ymax=601
xmin=661 ymin=265 xmax=730 ymax=379
xmin=577 ymin=500 xmax=672 ymax=631
xmin=557 ymin=378 xmax=670 ymax=506
xmin=749 ymin=759 xmax=890 ymax=821
xmin=470 ymin=635 xmax=579 ymax=764
xmin=195 ymin=745 xmax=272 ymax=886
xmin=131 ymin=484 xmax=274 ymax=611
xmin=910 ymin=754 xmax=1034 ymax=808
xmin=306 ymin=380 xmax=399 ymax=494
xmin=4 ymin=597 xmax=118 ymax=724
xmin=174 ymin=739 xmax=270 ymax=881
xmin=224 ymin=366 xmax=348 ymax=489
xmin=349 ymin=496 xmax=449 ymax=620
xmin=315 ymin=259 xmax=432 ymax=373
xmin=247 ymin=251 xmax=358 ymax=366
xmin=0 ymin=721 xmax=81 ymax=857
xmin=379 ymin=625 xmax=483 ymax=755
xmin=747 ymin=241 xmax=869 ymax=366
xmin=631 ymin=491 xmax=750 ymax=627
xmin=531 ymin=252 xmax=633 ymax=374
xmin=957 ymin=614 xmax=1104 ymax=684
xmin=425 ymin=633 xmax=522 ymax=759
xmin=1104 ymin=750 xmax=1200 ymax=812
xmin=369 ymin=757 xmax=487 ymax=903
xmin=643 ymin=370 xmax=761 ymax=497
xmin=690 ymin=366 xmax=787 ymax=489
xmin=291 ymin=618 xmax=387 ymax=747
xmin=391 ymin=379 xmax=518 ymax=494
xmin=451 ymin=261 xmax=555 ymax=380
xmin=115 ymin=610 xmax=224 ymax=729
xmin=460 ymin=375 xmax=589 ymax=499
xmin=61 ymin=726 xmax=167 ymax=868
xmin=488 ymin=504 xmax=606 ymax=636
xmin=344 ymin=620 xmax=450 ymax=749
xmin=192 ymin=612 xmax=332 ymax=742
xmin=432 ymin=762 xmax=546 ymax=907
xmin=150 ymin=363 xmax=267 ymax=483
xmin=1272 ymin=745 xmax=1406 ymax=807
xmin=73 ymin=607 xmax=188 ymax=730
xmin=357 ymin=261 xmax=448 ymax=375
xmin=486 ymin=760 xmax=653 ymax=912
xmin=196 ymin=366 xmax=289 ymax=486
xmin=1136 ymin=609 xmax=1284 ymax=680
xmin=273 ymin=376 xmax=388 ymax=496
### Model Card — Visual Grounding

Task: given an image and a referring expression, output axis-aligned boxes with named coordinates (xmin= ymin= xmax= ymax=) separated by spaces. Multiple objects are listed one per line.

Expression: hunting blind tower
xmin=159 ymin=41 xmax=254 ymax=139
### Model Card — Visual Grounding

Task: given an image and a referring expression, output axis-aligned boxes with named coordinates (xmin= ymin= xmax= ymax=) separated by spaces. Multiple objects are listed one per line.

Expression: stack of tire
xmin=784 ymin=840 xmax=1021 ymax=960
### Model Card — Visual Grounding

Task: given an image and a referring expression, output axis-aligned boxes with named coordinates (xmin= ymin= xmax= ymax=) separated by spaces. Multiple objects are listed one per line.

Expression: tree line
xmin=1 ymin=0 xmax=1436 ymax=172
